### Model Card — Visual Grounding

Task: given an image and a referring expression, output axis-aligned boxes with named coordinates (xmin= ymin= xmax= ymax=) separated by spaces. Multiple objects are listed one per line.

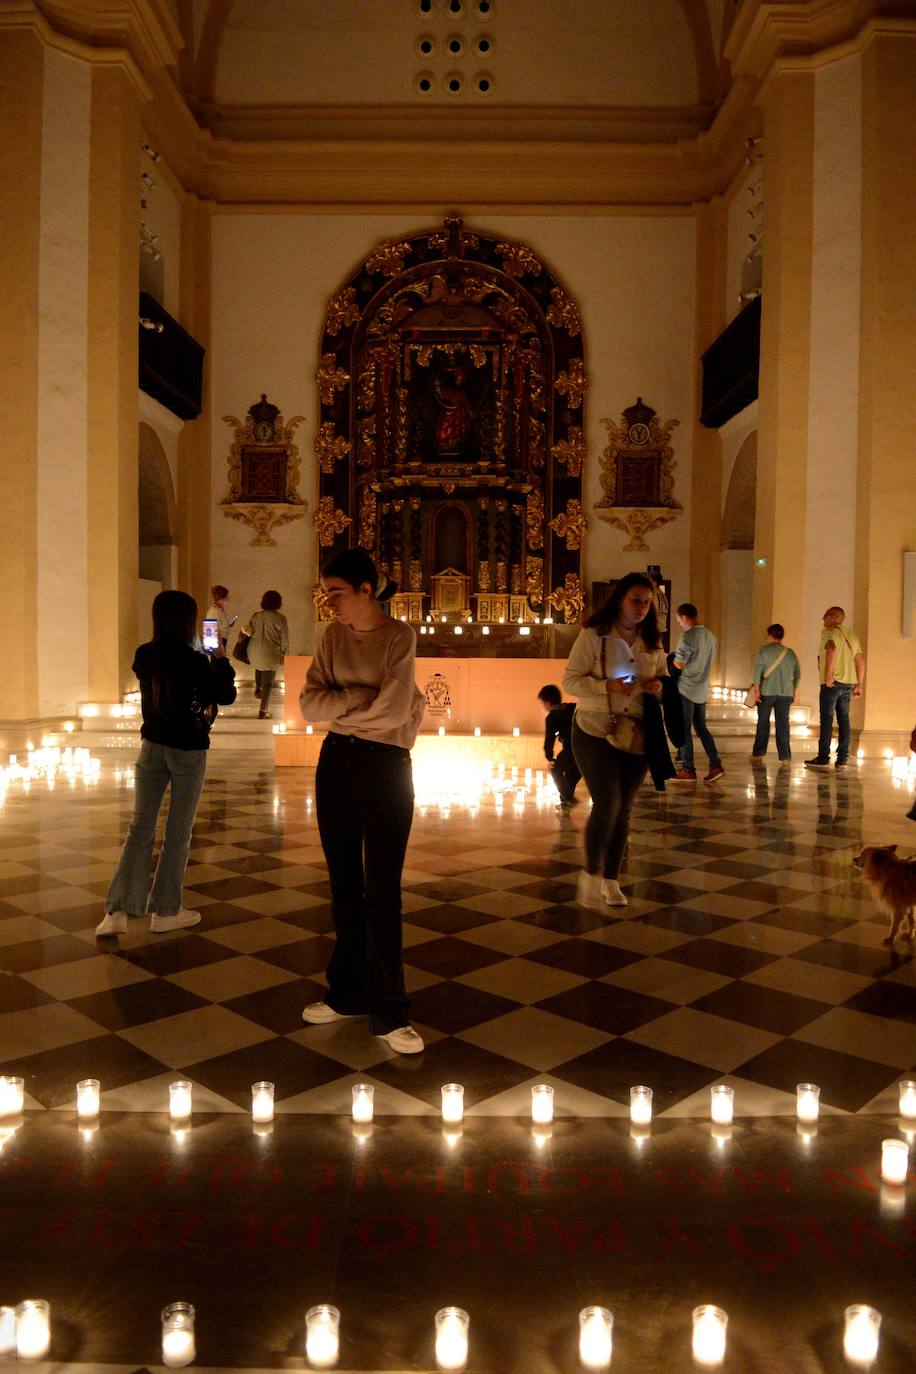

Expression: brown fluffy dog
xmin=853 ymin=846 xmax=916 ymax=944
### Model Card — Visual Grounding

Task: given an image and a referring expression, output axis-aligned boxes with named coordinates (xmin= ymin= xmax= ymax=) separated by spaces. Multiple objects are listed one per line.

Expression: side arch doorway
xmin=138 ymin=422 xmax=178 ymax=634
xmin=719 ymin=430 xmax=757 ymax=685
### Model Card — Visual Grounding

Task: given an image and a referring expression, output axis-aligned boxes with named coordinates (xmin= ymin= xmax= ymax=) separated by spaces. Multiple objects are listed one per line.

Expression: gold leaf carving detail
xmin=546 ymin=287 xmax=582 ymax=337
xmin=548 ymin=573 xmax=585 ymax=625
xmin=316 ymin=353 xmax=350 ymax=404
xmin=525 ymin=556 xmax=544 ymax=604
xmin=526 ymin=489 xmax=544 ymax=551
xmin=325 ymin=287 xmax=360 ymax=336
xmin=222 ymin=504 xmax=306 ymax=548
xmin=313 ymin=496 xmax=352 ymax=547
xmin=549 ymin=498 xmax=588 ymax=551
xmin=551 ymin=426 xmax=586 ymax=477
xmin=357 ymin=415 xmax=376 ymax=467
xmin=596 ymin=507 xmax=680 ymax=552
xmin=495 ymin=242 xmax=542 ymax=278
xmin=359 ymin=487 xmax=377 ymax=552
xmin=315 ymin=421 xmax=350 ymax=474
xmin=365 ymin=241 xmax=413 ymax=277
xmin=555 ymin=358 xmax=588 ymax=409
xmin=312 ymin=582 xmax=333 ymax=622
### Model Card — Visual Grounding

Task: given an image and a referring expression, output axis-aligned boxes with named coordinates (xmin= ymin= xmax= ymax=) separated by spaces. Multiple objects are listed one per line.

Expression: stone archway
xmin=138 ymin=421 xmax=177 ymax=594
xmin=719 ymin=431 xmax=757 ymax=684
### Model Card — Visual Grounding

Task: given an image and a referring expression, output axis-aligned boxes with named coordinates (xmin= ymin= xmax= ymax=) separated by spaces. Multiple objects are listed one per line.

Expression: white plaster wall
xmin=719 ymin=549 xmax=755 ymax=686
xmin=37 ymin=48 xmax=90 ymax=715
xmin=803 ymin=55 xmax=861 ymax=682
xmin=210 ymin=212 xmax=696 ymax=653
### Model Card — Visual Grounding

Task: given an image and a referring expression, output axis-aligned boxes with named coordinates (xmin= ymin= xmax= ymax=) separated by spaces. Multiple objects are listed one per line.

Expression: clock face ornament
xmin=628 ymin=422 xmax=649 ymax=445
xmin=254 ymin=420 xmax=274 ymax=443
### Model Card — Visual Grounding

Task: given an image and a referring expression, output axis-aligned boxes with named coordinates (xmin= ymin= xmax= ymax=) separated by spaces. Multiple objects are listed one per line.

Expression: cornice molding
xmin=0 ymin=0 xmax=152 ymax=98
xmin=33 ymin=0 xmax=181 ymax=69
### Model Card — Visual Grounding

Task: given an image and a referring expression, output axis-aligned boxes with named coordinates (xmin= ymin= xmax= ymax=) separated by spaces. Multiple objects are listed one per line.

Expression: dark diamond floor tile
xmin=553 ymin=1038 xmax=718 ymax=1112
xmin=66 ymin=979 xmax=211 ymax=1031
xmin=750 ymin=908 xmax=854 ymax=937
xmin=0 ymin=932 xmax=104 ymax=973
xmin=403 ymin=936 xmax=505 ymax=979
xmin=516 ymin=903 xmax=611 ymax=936
xmin=223 ymin=978 xmax=326 ymax=1035
xmin=842 ymin=981 xmax=916 ymax=1025
xmin=3 ymin=1034 xmax=167 ymax=1108
xmin=525 ymin=938 xmax=641 ymax=979
xmin=254 ymin=935 xmax=337 ymax=977
xmin=0 ymin=974 xmax=56 ymax=1012
xmin=503 ymin=858 xmax=578 ymax=878
xmin=403 ymin=877 xmax=490 ymax=902
xmin=406 ymin=903 xmax=501 ymax=935
xmin=735 ymin=1039 xmax=902 ymax=1113
xmin=407 ymin=982 xmax=520 ymax=1034
xmin=0 ymin=874 xmax=69 ymax=897
xmin=186 ymin=1037 xmax=344 ymax=1107
xmin=232 ymin=837 xmax=288 ymax=853
xmin=690 ymin=981 xmax=830 ymax=1035
xmin=183 ymin=876 xmax=279 ymax=901
xmin=369 ymin=1036 xmax=531 ymax=1109
xmin=643 ymin=909 xmax=735 ymax=937
xmin=535 ymin=982 xmax=675 ymax=1036
xmin=664 ymin=939 xmax=777 ymax=978
xmin=718 ymin=880 xmax=803 ymax=906
xmin=625 ymin=880 xmax=707 ymax=905
xmin=699 ymin=859 xmax=774 ymax=881
xmin=274 ymin=904 xmax=336 ymax=934
xmin=115 ymin=935 xmax=237 ymax=976
xmin=510 ymin=878 xmax=575 ymax=904
xmin=193 ymin=854 xmax=295 ymax=877
xmin=37 ymin=902 xmax=106 ymax=932
xmin=793 ymin=940 xmax=913 ymax=979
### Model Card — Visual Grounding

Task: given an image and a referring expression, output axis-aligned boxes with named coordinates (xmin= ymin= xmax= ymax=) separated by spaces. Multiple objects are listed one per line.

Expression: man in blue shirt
xmin=671 ymin=602 xmax=724 ymax=783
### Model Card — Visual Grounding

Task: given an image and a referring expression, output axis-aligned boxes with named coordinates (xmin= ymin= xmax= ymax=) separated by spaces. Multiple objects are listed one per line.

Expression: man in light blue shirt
xmin=672 ymin=602 xmax=724 ymax=783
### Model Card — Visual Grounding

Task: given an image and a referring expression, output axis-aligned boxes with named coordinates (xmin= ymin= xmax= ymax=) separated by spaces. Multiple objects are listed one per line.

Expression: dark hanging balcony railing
xmin=699 ymin=295 xmax=760 ymax=429
xmin=139 ymin=292 xmax=205 ymax=421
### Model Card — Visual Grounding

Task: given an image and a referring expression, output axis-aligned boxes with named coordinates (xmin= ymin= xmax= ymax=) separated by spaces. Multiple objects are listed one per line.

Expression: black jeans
xmin=753 ymin=695 xmax=792 ymax=760
xmin=315 ymin=732 xmax=415 ymax=1035
xmin=551 ymin=746 xmax=581 ymax=804
xmin=681 ymin=697 xmax=721 ymax=770
xmin=572 ymin=721 xmax=647 ymax=879
xmin=255 ymin=668 xmax=276 ymax=712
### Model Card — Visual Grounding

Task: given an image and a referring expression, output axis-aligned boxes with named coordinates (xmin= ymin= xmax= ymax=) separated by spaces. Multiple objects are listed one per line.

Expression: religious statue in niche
xmin=595 ymin=397 xmax=681 ymax=551
xmin=221 ymin=394 xmax=307 ymax=546
xmin=434 ymin=362 xmax=476 ymax=455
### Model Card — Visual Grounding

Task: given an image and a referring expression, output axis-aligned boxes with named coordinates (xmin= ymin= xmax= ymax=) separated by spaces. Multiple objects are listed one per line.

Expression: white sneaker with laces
xmin=302 ymin=1002 xmax=359 ymax=1025
xmin=149 ymin=908 xmax=201 ymax=934
xmin=375 ymin=1025 xmax=424 ymax=1054
xmin=600 ymin=878 xmax=628 ymax=908
xmin=576 ymin=870 xmax=605 ymax=912
xmin=95 ymin=911 xmax=127 ymax=936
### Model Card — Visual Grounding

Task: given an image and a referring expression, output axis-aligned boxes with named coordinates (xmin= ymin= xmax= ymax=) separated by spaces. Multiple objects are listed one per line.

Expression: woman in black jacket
xmin=95 ymin=590 xmax=236 ymax=938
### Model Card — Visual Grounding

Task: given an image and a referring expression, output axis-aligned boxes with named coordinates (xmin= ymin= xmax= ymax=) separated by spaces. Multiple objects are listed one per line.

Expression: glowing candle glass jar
xmin=710 ymin=1085 xmax=734 ymax=1125
xmin=881 ymin=1138 xmax=908 ymax=1185
xmin=578 ymin=1306 xmax=613 ymax=1369
xmin=161 ymin=1302 xmax=195 ymax=1367
xmin=0 ymin=1075 xmax=24 ymax=1116
xmin=435 ymin=1306 xmax=469 ymax=1370
xmin=77 ymin=1078 xmax=100 ymax=1118
xmin=692 ymin=1305 xmax=727 ymax=1367
xmin=441 ymin=1083 xmax=464 ymax=1125
xmin=305 ymin=1304 xmax=340 ymax=1368
xmin=899 ymin=1080 xmax=916 ymax=1119
xmin=251 ymin=1081 xmax=274 ymax=1123
xmin=0 ymin=1306 xmax=16 ymax=1356
xmin=531 ymin=1084 xmax=554 ymax=1124
xmin=352 ymin=1084 xmax=374 ymax=1124
xmin=796 ymin=1083 xmax=820 ymax=1124
xmin=15 ymin=1301 xmax=50 ymax=1362
xmin=843 ymin=1305 xmax=881 ymax=1366
xmin=473 ymin=726 xmax=481 ymax=736
xmin=169 ymin=1080 xmax=192 ymax=1123
xmin=630 ymin=1085 xmax=653 ymax=1125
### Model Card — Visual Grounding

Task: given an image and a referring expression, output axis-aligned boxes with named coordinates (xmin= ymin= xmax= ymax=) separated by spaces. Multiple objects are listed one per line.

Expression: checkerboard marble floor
xmin=2 ymin=748 xmax=914 ymax=1119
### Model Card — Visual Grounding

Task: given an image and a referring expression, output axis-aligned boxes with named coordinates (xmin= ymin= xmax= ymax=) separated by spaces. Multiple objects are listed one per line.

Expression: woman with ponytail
xmin=300 ymin=549 xmax=426 ymax=1054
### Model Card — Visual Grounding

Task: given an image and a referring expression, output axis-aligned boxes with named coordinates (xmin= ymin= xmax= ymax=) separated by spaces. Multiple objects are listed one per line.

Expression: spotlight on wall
xmin=141 ymin=171 xmax=157 ymax=190
xmin=139 ymin=318 xmax=165 ymax=333
xmin=141 ymin=142 xmax=160 ymax=162
xmin=746 ymin=136 xmax=763 ymax=148
xmin=737 ymin=290 xmax=761 ymax=304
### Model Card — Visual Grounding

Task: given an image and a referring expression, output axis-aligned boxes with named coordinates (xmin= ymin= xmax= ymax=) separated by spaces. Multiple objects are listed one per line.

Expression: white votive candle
xmin=441 ymin=1083 xmax=464 ymax=1125
xmin=0 ymin=1075 xmax=24 ymax=1116
xmin=578 ymin=1306 xmax=613 ymax=1369
xmin=899 ymin=1080 xmax=916 ymax=1119
xmin=630 ymin=1085 xmax=653 ymax=1125
xmin=473 ymin=726 xmax=481 ymax=736
xmin=305 ymin=1304 xmax=340 ymax=1368
xmin=15 ymin=1301 xmax=50 ymax=1362
xmin=0 ymin=1306 xmax=16 ymax=1356
xmin=531 ymin=1084 xmax=554 ymax=1124
xmin=169 ymin=1080 xmax=192 ymax=1122
xmin=352 ymin=1084 xmax=374 ymax=1124
xmin=251 ymin=1081 xmax=274 ymax=1123
xmin=435 ymin=1306 xmax=469 ymax=1370
xmin=710 ymin=1085 xmax=734 ymax=1125
xmin=796 ymin=1083 xmax=820 ymax=1123
xmin=692 ymin=1305 xmax=727 ymax=1367
xmin=77 ymin=1078 xmax=100 ymax=1118
xmin=881 ymin=1138 xmax=908 ymax=1185
xmin=162 ymin=1302 xmax=195 ymax=1368
xmin=306 ymin=723 xmax=314 ymax=734
xmin=843 ymin=1304 xmax=881 ymax=1366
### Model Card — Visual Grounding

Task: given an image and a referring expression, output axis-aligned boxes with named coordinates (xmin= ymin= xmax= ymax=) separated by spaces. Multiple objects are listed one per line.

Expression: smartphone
xmin=202 ymin=619 xmax=220 ymax=654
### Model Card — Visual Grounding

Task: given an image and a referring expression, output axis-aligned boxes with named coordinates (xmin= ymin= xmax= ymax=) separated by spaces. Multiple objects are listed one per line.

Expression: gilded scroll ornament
xmin=528 ymin=416 xmax=546 ymax=468
xmin=325 ymin=287 xmax=360 ymax=336
xmin=495 ymin=242 xmax=542 ymax=279
xmin=358 ymin=415 xmax=376 ymax=467
xmin=548 ymin=573 xmax=585 ymax=624
xmin=526 ymin=489 xmax=544 ymax=550
xmin=409 ymin=559 xmax=422 ymax=592
xmin=555 ymin=358 xmax=588 ymax=410
xmin=549 ymin=498 xmax=588 ymax=550
xmin=600 ymin=507 xmax=679 ymax=552
xmin=365 ymin=241 xmax=413 ymax=277
xmin=358 ymin=486 xmax=377 ymax=552
xmin=551 ymin=426 xmax=586 ymax=477
xmin=596 ymin=400 xmax=681 ymax=527
xmin=477 ymin=559 xmax=491 ymax=592
xmin=316 ymin=353 xmax=350 ymax=405
xmin=222 ymin=402 xmax=304 ymax=505
xmin=312 ymin=582 xmax=333 ymax=622
xmin=313 ymin=496 xmax=352 ymax=547
xmin=546 ymin=287 xmax=582 ymax=337
xmin=525 ymin=556 xmax=544 ymax=604
xmin=357 ymin=359 xmax=377 ymax=412
xmin=222 ymin=504 xmax=306 ymax=548
xmin=427 ymin=216 xmax=479 ymax=258
xmin=315 ymin=421 xmax=351 ymax=474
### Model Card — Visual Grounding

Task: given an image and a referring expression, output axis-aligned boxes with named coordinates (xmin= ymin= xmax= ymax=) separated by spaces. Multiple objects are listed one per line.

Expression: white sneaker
xmin=302 ymin=1002 xmax=359 ymax=1025
xmin=600 ymin=878 xmax=628 ymax=908
xmin=95 ymin=911 xmax=127 ymax=936
xmin=149 ymin=908 xmax=201 ymax=934
xmin=576 ymin=870 xmax=605 ymax=912
xmin=375 ymin=1025 xmax=425 ymax=1054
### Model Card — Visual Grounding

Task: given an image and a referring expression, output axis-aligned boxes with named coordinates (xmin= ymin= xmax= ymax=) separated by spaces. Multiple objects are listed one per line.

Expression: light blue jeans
xmin=105 ymin=741 xmax=207 ymax=918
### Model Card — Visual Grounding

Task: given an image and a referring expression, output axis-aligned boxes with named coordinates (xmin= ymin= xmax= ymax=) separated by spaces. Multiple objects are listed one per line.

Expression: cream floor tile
xmin=459 ymin=920 xmax=564 ymax=956
xmin=679 ymin=892 xmax=778 ymax=920
xmin=443 ymin=847 xmax=538 ymax=867
xmin=659 ymin=1075 xmax=812 ymax=1118
xmin=97 ymin=1070 xmax=242 ymax=1113
xmin=399 ymin=890 xmax=442 ymax=914
xmin=204 ymin=917 xmax=308 ymax=953
xmin=45 ymin=863 xmax=115 ymax=885
xmin=741 ymin=957 xmax=872 ymax=1004
xmin=185 ymin=863 xmax=248 ymax=885
xmin=0 ymin=1003 xmax=107 ymax=1060
xmin=404 ymin=964 xmax=444 ymax=993
xmin=457 ymin=867 xmax=542 ymax=890
xmin=661 ymin=869 xmax=739 ymax=892
xmin=0 ymin=915 xmax=64 ymax=946
xmin=791 ymin=1008 xmax=916 ymax=1069
xmin=0 ymin=861 xmax=37 ymax=880
xmin=252 ymin=864 xmax=329 ymax=888
xmin=229 ymin=888 xmax=327 ymax=916
xmin=272 ymin=845 xmax=330 ymax=865
xmin=456 ymin=957 xmax=586 ymax=1005
xmin=455 ymin=890 xmax=554 ymax=918
xmin=706 ymin=924 xmax=818 ymax=957
xmin=829 ymin=919 xmax=898 ymax=948
xmin=627 ymin=1008 xmax=781 ymax=1073
xmin=456 ymin=1007 xmax=612 ymax=1071
xmin=275 ymin=1071 xmax=434 ymax=1115
xmin=857 ymin=1080 xmax=916 ymax=1114
xmin=5 ymin=886 xmax=102 ymax=915
xmin=165 ymin=955 xmax=298 ymax=1002
xmin=882 ymin=961 xmax=916 ymax=988
xmin=465 ymin=1071 xmax=626 ymax=1118
xmin=21 ymin=954 xmax=155 ymax=998
xmin=601 ymin=958 xmax=732 ymax=1005
xmin=401 ymin=922 xmax=441 ymax=948
xmin=117 ymin=1004 xmax=273 ymax=1069
xmin=287 ymin=1019 xmax=445 ymax=1071
xmin=582 ymin=923 xmax=692 ymax=955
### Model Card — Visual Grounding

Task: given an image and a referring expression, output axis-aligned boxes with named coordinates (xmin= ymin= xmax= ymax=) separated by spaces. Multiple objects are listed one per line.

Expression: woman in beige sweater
xmin=299 ymin=549 xmax=425 ymax=1054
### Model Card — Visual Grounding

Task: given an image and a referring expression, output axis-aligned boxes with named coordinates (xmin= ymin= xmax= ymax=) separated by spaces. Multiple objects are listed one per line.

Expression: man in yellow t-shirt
xmin=804 ymin=606 xmax=865 ymax=771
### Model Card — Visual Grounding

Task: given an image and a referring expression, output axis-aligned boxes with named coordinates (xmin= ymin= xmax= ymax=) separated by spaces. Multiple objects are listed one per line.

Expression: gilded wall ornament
xmin=359 ymin=486 xmax=377 ymax=552
xmin=596 ymin=399 xmax=681 ymax=549
xmin=313 ymin=496 xmax=352 ymax=546
xmin=548 ymin=573 xmax=585 ymax=624
xmin=600 ymin=507 xmax=679 ymax=552
xmin=525 ymin=556 xmax=544 ymax=604
xmin=365 ymin=240 xmax=413 ymax=277
xmin=315 ymin=421 xmax=351 ymax=474
xmin=358 ymin=415 xmax=376 ymax=467
xmin=551 ymin=426 xmax=586 ymax=477
xmin=526 ymin=489 xmax=544 ymax=550
xmin=427 ymin=216 xmax=479 ymax=258
xmin=222 ymin=397 xmax=305 ymax=505
xmin=316 ymin=353 xmax=350 ymax=404
xmin=555 ymin=358 xmax=588 ymax=409
xmin=325 ymin=287 xmax=360 ymax=336
xmin=312 ymin=582 xmax=333 ymax=622
xmin=546 ymin=287 xmax=582 ymax=337
xmin=549 ymin=498 xmax=588 ymax=550
xmin=495 ymin=242 xmax=542 ymax=278
xmin=223 ymin=504 xmax=306 ymax=548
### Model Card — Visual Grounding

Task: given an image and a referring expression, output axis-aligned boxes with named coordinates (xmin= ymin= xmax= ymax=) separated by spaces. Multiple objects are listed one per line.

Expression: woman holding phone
xmin=563 ymin=572 xmax=668 ymax=911
xmin=95 ymin=590 xmax=236 ymax=937
xmin=299 ymin=549 xmax=426 ymax=1054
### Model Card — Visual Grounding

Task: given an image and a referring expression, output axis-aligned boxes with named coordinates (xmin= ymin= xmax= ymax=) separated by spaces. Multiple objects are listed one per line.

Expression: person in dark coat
xmin=537 ymin=684 xmax=582 ymax=814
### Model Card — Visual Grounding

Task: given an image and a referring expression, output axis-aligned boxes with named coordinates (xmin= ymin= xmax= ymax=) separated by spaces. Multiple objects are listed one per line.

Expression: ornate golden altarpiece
xmin=313 ymin=216 xmax=586 ymax=632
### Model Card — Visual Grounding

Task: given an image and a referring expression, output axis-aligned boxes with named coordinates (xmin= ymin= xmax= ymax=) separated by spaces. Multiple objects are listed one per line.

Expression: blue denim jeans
xmin=753 ymin=695 xmax=793 ymax=760
xmin=681 ymin=697 xmax=721 ymax=770
xmin=105 ymin=740 xmax=207 ymax=917
xmin=816 ymin=682 xmax=853 ymax=763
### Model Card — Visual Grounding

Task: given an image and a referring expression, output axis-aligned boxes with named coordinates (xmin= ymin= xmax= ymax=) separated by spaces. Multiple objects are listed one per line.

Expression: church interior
xmin=1 ymin=1 xmax=916 ymax=1369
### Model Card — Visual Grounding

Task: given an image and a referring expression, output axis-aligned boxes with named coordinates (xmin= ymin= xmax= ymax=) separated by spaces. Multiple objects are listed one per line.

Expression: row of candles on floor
xmin=0 ymin=1297 xmax=891 ymax=1369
